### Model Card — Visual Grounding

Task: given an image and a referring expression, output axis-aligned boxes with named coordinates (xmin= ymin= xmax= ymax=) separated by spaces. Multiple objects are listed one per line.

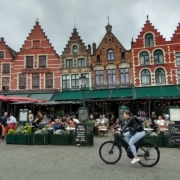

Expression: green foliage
xmin=55 ymin=109 xmax=64 ymax=117
xmin=155 ymin=105 xmax=168 ymax=116
xmin=86 ymin=120 xmax=95 ymax=126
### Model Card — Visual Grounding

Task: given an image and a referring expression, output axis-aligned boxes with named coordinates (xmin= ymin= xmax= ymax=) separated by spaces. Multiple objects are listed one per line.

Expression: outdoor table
xmin=144 ymin=128 xmax=153 ymax=131
xmin=66 ymin=127 xmax=75 ymax=134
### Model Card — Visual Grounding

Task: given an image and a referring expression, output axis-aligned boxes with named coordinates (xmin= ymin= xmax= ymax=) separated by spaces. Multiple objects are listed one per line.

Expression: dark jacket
xmin=0 ymin=116 xmax=7 ymax=126
xmin=121 ymin=116 xmax=144 ymax=134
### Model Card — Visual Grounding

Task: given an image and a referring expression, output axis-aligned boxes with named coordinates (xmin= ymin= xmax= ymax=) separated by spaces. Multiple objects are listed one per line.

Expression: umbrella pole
xmin=148 ymin=101 xmax=150 ymax=117
xmin=70 ymin=104 xmax=71 ymax=114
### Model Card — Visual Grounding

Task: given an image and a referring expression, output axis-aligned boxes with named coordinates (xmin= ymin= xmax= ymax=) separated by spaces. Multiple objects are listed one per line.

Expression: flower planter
xmin=49 ymin=134 xmax=69 ymax=145
xmin=16 ymin=134 xmax=28 ymax=145
xmin=142 ymin=136 xmax=165 ymax=147
xmin=6 ymin=134 xmax=16 ymax=144
xmin=69 ymin=131 xmax=75 ymax=145
xmin=32 ymin=134 xmax=48 ymax=145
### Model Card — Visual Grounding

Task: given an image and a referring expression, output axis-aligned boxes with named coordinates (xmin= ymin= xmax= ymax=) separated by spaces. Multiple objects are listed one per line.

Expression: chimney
xmin=92 ymin=43 xmax=96 ymax=55
xmin=0 ymin=37 xmax=4 ymax=42
xmin=88 ymin=44 xmax=91 ymax=54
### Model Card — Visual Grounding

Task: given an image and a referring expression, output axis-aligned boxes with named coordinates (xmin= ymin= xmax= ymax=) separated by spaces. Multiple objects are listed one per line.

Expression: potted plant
xmin=6 ymin=129 xmax=16 ymax=144
xmin=32 ymin=129 xmax=49 ymax=145
xmin=55 ymin=109 xmax=64 ymax=118
xmin=86 ymin=120 xmax=95 ymax=133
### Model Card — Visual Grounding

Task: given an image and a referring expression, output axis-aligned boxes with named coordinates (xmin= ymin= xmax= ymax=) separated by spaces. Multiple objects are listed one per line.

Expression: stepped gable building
xmin=0 ymin=38 xmax=17 ymax=91
xmin=132 ymin=18 xmax=175 ymax=87
xmin=60 ymin=27 xmax=91 ymax=91
xmin=91 ymin=22 xmax=133 ymax=90
xmin=9 ymin=20 xmax=60 ymax=100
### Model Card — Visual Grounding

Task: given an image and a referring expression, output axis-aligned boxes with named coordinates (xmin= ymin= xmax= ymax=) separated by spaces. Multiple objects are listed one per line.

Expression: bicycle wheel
xmin=99 ymin=141 xmax=122 ymax=164
xmin=136 ymin=142 xmax=160 ymax=167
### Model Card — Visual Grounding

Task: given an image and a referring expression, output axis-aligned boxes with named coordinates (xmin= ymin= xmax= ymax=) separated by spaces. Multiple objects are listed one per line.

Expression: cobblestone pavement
xmin=0 ymin=133 xmax=180 ymax=180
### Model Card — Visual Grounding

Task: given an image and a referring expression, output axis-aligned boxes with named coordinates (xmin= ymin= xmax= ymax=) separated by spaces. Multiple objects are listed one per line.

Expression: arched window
xmin=141 ymin=69 xmax=151 ymax=85
xmin=97 ymin=55 xmax=100 ymax=62
xmin=154 ymin=50 xmax=164 ymax=64
xmin=72 ymin=45 xmax=78 ymax=54
xmin=139 ymin=51 xmax=150 ymax=65
xmin=145 ymin=33 xmax=154 ymax=47
xmin=155 ymin=68 xmax=166 ymax=84
xmin=121 ymin=52 xmax=125 ymax=59
xmin=107 ymin=49 xmax=114 ymax=60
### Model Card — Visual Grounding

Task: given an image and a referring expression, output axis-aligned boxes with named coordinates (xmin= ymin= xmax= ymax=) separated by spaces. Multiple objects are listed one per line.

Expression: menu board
xmin=19 ymin=109 xmax=28 ymax=122
xmin=75 ymin=124 xmax=87 ymax=144
xmin=168 ymin=124 xmax=180 ymax=146
xmin=78 ymin=107 xmax=88 ymax=122
xmin=169 ymin=108 xmax=180 ymax=121
xmin=118 ymin=106 xmax=129 ymax=123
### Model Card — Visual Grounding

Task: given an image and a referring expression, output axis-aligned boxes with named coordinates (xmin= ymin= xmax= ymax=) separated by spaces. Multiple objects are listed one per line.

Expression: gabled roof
xmin=62 ymin=28 xmax=88 ymax=55
xmin=171 ymin=23 xmax=180 ymax=43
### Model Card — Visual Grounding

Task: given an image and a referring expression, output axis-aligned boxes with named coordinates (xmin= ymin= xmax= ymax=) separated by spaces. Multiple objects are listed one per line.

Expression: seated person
xmin=47 ymin=118 xmax=52 ymax=127
xmin=111 ymin=118 xmax=121 ymax=134
xmin=156 ymin=116 xmax=166 ymax=133
xmin=42 ymin=115 xmax=48 ymax=125
xmin=99 ymin=115 xmax=108 ymax=125
xmin=52 ymin=119 xmax=64 ymax=133
xmin=67 ymin=117 xmax=75 ymax=127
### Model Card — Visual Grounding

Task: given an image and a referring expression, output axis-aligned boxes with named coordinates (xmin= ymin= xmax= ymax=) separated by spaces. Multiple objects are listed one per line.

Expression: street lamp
xmin=79 ymin=74 xmax=86 ymax=107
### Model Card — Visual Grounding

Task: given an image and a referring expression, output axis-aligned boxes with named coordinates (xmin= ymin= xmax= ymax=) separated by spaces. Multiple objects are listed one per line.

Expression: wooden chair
xmin=98 ymin=123 xmax=109 ymax=136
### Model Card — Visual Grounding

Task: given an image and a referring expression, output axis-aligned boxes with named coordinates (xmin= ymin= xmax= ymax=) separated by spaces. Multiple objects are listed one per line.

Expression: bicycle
xmin=99 ymin=130 xmax=160 ymax=167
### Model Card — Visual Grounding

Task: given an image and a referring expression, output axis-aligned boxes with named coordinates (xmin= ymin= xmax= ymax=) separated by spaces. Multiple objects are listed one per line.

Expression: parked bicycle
xmin=99 ymin=130 xmax=160 ymax=167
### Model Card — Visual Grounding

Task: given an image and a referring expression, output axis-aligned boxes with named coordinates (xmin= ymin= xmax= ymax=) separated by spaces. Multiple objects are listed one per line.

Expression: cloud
xmin=0 ymin=0 xmax=180 ymax=54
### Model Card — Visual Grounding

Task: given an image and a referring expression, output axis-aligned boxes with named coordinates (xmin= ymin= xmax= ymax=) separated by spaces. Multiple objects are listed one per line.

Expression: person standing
xmin=7 ymin=113 xmax=17 ymax=133
xmin=0 ymin=112 xmax=8 ymax=140
xmin=28 ymin=110 xmax=34 ymax=126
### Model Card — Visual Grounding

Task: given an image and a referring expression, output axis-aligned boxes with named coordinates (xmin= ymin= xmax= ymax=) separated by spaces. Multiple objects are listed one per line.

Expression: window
xmin=66 ymin=59 xmax=73 ymax=68
xmin=26 ymin=56 xmax=33 ymax=68
xmin=71 ymin=74 xmax=79 ymax=88
xmin=155 ymin=68 xmax=166 ymax=84
xmin=95 ymin=70 xmax=104 ymax=85
xmin=178 ymin=70 xmax=180 ymax=84
xmin=39 ymin=56 xmax=46 ymax=68
xmin=2 ymin=64 xmax=10 ymax=74
xmin=120 ymin=68 xmax=130 ymax=83
xmin=78 ymin=58 xmax=85 ymax=67
xmin=62 ymin=75 xmax=70 ymax=89
xmin=2 ymin=77 xmax=9 ymax=90
xmin=82 ymin=73 xmax=89 ymax=87
xmin=176 ymin=52 xmax=180 ymax=66
xmin=19 ymin=74 xmax=26 ymax=89
xmin=121 ymin=52 xmax=125 ymax=59
xmin=107 ymin=49 xmax=114 ymax=60
xmin=73 ymin=45 xmax=78 ymax=54
xmin=0 ymin=51 xmax=4 ymax=58
xmin=141 ymin=69 xmax=151 ymax=85
xmin=97 ymin=55 xmax=100 ymax=62
xmin=45 ymin=73 xmax=53 ymax=88
xmin=107 ymin=69 xmax=116 ymax=84
xmin=139 ymin=51 xmax=150 ymax=65
xmin=154 ymin=50 xmax=164 ymax=64
xmin=32 ymin=73 xmax=40 ymax=89
xmin=145 ymin=33 xmax=154 ymax=47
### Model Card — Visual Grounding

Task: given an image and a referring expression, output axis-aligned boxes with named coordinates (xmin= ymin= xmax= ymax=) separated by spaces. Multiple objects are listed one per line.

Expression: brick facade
xmin=11 ymin=21 xmax=60 ymax=92
xmin=132 ymin=19 xmax=180 ymax=87
xmin=91 ymin=23 xmax=133 ymax=89
xmin=60 ymin=28 xmax=91 ymax=91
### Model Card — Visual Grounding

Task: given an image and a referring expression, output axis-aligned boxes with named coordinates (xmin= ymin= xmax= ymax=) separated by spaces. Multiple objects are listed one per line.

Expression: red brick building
xmin=132 ymin=19 xmax=180 ymax=87
xmin=0 ymin=38 xmax=16 ymax=91
xmin=4 ymin=20 xmax=61 ymax=100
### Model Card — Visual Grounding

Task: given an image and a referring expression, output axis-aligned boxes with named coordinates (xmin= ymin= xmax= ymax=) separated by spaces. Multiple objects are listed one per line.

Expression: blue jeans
xmin=125 ymin=131 xmax=145 ymax=156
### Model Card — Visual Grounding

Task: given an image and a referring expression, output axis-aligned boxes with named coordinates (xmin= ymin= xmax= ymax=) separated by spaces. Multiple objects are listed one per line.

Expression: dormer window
xmin=73 ymin=45 xmax=78 ymax=54
xmin=0 ymin=51 xmax=4 ymax=58
xmin=145 ymin=33 xmax=154 ymax=47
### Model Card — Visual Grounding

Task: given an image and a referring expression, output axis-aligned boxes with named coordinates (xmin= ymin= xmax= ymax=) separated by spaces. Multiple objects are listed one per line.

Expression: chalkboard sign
xmin=169 ymin=106 xmax=180 ymax=121
xmin=168 ymin=124 xmax=180 ymax=146
xmin=75 ymin=124 xmax=87 ymax=144
xmin=118 ymin=106 xmax=129 ymax=123
xmin=19 ymin=109 xmax=28 ymax=122
xmin=78 ymin=107 xmax=88 ymax=122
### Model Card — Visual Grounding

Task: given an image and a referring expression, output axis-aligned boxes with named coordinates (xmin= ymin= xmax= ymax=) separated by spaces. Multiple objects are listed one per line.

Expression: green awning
xmin=88 ymin=90 xmax=111 ymax=99
xmin=135 ymin=85 xmax=180 ymax=98
xmin=111 ymin=88 xmax=133 ymax=98
xmin=29 ymin=93 xmax=54 ymax=101
xmin=6 ymin=93 xmax=30 ymax=97
xmin=54 ymin=91 xmax=90 ymax=101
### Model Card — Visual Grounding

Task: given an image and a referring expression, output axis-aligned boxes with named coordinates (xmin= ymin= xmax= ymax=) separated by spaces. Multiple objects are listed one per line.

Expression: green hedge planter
xmin=142 ymin=136 xmax=165 ymax=147
xmin=50 ymin=134 xmax=69 ymax=145
xmin=32 ymin=135 xmax=48 ymax=145
xmin=6 ymin=134 xmax=16 ymax=144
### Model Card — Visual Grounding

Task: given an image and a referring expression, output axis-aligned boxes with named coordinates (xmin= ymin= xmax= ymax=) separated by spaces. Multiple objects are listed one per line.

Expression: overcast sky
xmin=1 ymin=0 xmax=180 ymax=55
